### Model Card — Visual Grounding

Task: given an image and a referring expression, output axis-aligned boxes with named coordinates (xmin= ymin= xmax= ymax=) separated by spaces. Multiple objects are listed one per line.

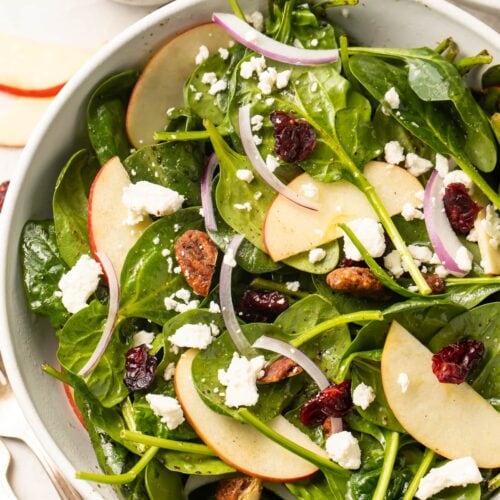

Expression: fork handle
xmin=0 ymin=474 xmax=17 ymax=500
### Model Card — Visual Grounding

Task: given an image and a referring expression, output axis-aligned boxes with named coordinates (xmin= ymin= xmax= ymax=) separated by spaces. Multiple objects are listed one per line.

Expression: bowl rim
xmin=0 ymin=0 xmax=499 ymax=497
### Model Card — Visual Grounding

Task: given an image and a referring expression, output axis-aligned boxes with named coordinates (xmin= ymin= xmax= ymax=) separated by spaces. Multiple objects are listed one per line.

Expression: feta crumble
xmin=240 ymin=56 xmax=266 ymax=79
xmin=245 ymin=11 xmax=264 ymax=32
xmin=217 ymin=353 xmax=267 ymax=407
xmin=132 ymin=331 xmax=155 ymax=348
xmin=195 ymin=45 xmax=209 ymax=65
xmin=250 ymin=114 xmax=264 ymax=132
xmin=325 ymin=431 xmax=361 ymax=470
xmin=343 ymin=218 xmax=386 ymax=261
xmin=201 ymin=72 xmax=217 ymax=85
xmin=384 ymin=250 xmax=404 ymax=278
xmin=455 ymin=246 xmax=473 ymax=273
xmin=415 ymin=457 xmax=482 ymax=500
xmin=384 ymin=87 xmax=400 ymax=109
xmin=443 ymin=170 xmax=473 ymax=193
xmin=310 ymin=38 xmax=319 ymax=47
xmin=258 ymin=67 xmax=277 ymax=95
xmin=208 ymin=301 xmax=221 ymax=313
xmin=286 ymin=281 xmax=300 ymax=292
xmin=482 ymin=204 xmax=500 ymax=248
xmin=145 ymin=394 xmax=185 ymax=430
xmin=405 ymin=153 xmax=434 ymax=177
xmin=352 ymin=383 xmax=376 ymax=410
xmin=223 ymin=248 xmax=237 ymax=268
xmin=122 ymin=181 xmax=184 ymax=225
xmin=236 ymin=169 xmax=254 ymax=183
xmin=308 ymin=247 xmax=326 ymax=264
xmin=58 ymin=255 xmax=102 ymax=314
xmin=397 ymin=372 xmax=410 ymax=393
xmin=276 ymin=69 xmax=292 ymax=89
xmin=265 ymin=154 xmax=280 ymax=172
xmin=163 ymin=362 xmax=176 ymax=381
xmin=401 ymin=202 xmax=424 ymax=221
xmin=208 ymin=79 xmax=227 ymax=96
xmin=408 ymin=245 xmax=433 ymax=265
xmin=164 ymin=289 xmax=200 ymax=314
xmin=218 ymin=47 xmax=229 ymax=60
xmin=435 ymin=154 xmax=450 ymax=178
xmin=170 ymin=323 xmax=215 ymax=350
xmin=234 ymin=202 xmax=252 ymax=212
xmin=384 ymin=141 xmax=405 ymax=165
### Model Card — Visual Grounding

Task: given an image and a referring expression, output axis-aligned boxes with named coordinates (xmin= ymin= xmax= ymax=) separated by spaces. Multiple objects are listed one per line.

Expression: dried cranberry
xmin=299 ymin=380 xmax=352 ymax=427
xmin=236 ymin=290 xmax=289 ymax=323
xmin=423 ymin=273 xmax=446 ymax=294
xmin=432 ymin=339 xmax=484 ymax=384
xmin=443 ymin=183 xmax=481 ymax=235
xmin=270 ymin=111 xmax=316 ymax=163
xmin=0 ymin=181 xmax=9 ymax=212
xmin=124 ymin=345 xmax=157 ymax=391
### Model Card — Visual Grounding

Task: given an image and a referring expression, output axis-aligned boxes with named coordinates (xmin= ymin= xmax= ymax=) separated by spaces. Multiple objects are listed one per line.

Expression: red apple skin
xmin=0 ymin=82 xmax=64 ymax=98
xmin=63 ymin=383 xmax=86 ymax=429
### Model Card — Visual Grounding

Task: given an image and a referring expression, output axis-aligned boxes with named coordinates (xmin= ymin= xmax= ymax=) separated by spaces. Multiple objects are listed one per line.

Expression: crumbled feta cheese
xmin=152 ymin=236 xmax=160 ymax=245
xmin=161 ymin=248 xmax=170 ymax=257
xmin=384 ymin=141 xmax=405 ymax=165
xmin=286 ymin=281 xmax=300 ymax=292
xmin=218 ymin=47 xmax=229 ymax=60
xmin=352 ymin=383 xmax=376 ymax=410
xmin=310 ymin=38 xmax=319 ymax=47
xmin=253 ymin=134 xmax=263 ymax=146
xmin=164 ymin=289 xmax=200 ymax=313
xmin=405 ymin=153 xmax=434 ymax=177
xmin=254 ymin=191 xmax=262 ymax=200
xmin=384 ymin=87 xmax=400 ymax=109
xmin=482 ymin=205 xmax=500 ymax=248
xmin=250 ymin=114 xmax=264 ymax=132
xmin=415 ymin=190 xmax=425 ymax=202
xmin=236 ymin=169 xmax=254 ymax=183
xmin=245 ymin=11 xmax=264 ymax=32
xmin=122 ymin=181 xmax=184 ymax=224
xmin=223 ymin=248 xmax=237 ymax=268
xmin=258 ymin=67 xmax=278 ymax=95
xmin=455 ymin=246 xmax=473 ymax=273
xmin=308 ymin=247 xmax=326 ymax=264
xmin=300 ymin=182 xmax=319 ymax=199
xmin=265 ymin=97 xmax=275 ymax=106
xmin=408 ymin=245 xmax=433 ymax=265
xmin=201 ymin=72 xmax=217 ymax=85
xmin=293 ymin=38 xmax=304 ymax=48
xmin=401 ymin=202 xmax=424 ymax=221
xmin=415 ymin=457 xmax=482 ymax=500
xmin=310 ymin=81 xmax=319 ymax=92
xmin=343 ymin=218 xmax=386 ymax=261
xmin=443 ymin=170 xmax=473 ymax=193
xmin=163 ymin=362 xmax=176 ymax=381
xmin=397 ymin=372 xmax=410 ymax=393
xmin=384 ymin=250 xmax=404 ymax=278
xmin=175 ymin=288 xmax=191 ymax=303
xmin=435 ymin=154 xmax=450 ymax=178
xmin=199 ymin=207 xmax=205 ymax=218
xmin=173 ymin=223 xmax=181 ymax=232
xmin=234 ymin=202 xmax=252 ymax=211
xmin=58 ymin=255 xmax=102 ymax=314
xmin=218 ymin=353 xmax=267 ymax=407
xmin=145 ymin=394 xmax=185 ymax=430
xmin=170 ymin=323 xmax=215 ymax=350
xmin=276 ymin=69 xmax=292 ymax=89
xmin=265 ymin=154 xmax=280 ymax=172
xmin=132 ymin=331 xmax=155 ymax=348
xmin=208 ymin=79 xmax=227 ymax=96
xmin=194 ymin=92 xmax=203 ymax=101
xmin=325 ymin=431 xmax=361 ymax=470
xmin=240 ymin=56 xmax=266 ymax=79
xmin=195 ymin=45 xmax=209 ymax=65
xmin=208 ymin=301 xmax=221 ymax=313
xmin=434 ymin=265 xmax=450 ymax=279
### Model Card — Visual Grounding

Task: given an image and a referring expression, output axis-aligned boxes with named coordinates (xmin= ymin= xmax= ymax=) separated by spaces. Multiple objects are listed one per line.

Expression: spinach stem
xmin=120 ymin=430 xmax=216 ymax=456
xmin=488 ymin=472 xmax=500 ymax=491
xmin=76 ymin=446 xmax=158 ymax=484
xmin=455 ymin=51 xmax=492 ymax=75
xmin=41 ymin=364 xmax=68 ymax=384
xmin=238 ymin=409 xmax=350 ymax=477
xmin=250 ymin=278 xmax=310 ymax=298
xmin=154 ymin=129 xmax=226 ymax=142
xmin=434 ymin=37 xmax=453 ymax=54
xmin=228 ymin=0 xmax=246 ymax=20
xmin=446 ymin=277 xmax=500 ymax=286
xmin=291 ymin=311 xmax=383 ymax=347
xmin=335 ymin=350 xmax=382 ymax=383
xmin=402 ymin=448 xmax=435 ymax=500
xmin=372 ymin=432 xmax=399 ymax=500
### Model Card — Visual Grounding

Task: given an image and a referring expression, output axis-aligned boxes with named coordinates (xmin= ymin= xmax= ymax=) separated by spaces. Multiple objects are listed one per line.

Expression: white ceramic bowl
xmin=1 ymin=0 xmax=499 ymax=498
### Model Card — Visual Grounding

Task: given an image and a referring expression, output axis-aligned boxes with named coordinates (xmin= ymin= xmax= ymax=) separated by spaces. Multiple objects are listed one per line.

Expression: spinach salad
xmin=20 ymin=1 xmax=500 ymax=498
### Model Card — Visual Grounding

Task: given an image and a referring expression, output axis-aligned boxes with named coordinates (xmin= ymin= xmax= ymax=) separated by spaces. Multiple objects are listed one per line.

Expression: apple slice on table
xmin=88 ymin=156 xmax=151 ymax=278
xmin=0 ymin=94 xmax=53 ymax=147
xmin=126 ymin=23 xmax=232 ymax=148
xmin=0 ymin=33 xmax=94 ymax=97
xmin=175 ymin=349 xmax=328 ymax=481
xmin=381 ymin=321 xmax=500 ymax=468
xmin=264 ymin=161 xmax=424 ymax=261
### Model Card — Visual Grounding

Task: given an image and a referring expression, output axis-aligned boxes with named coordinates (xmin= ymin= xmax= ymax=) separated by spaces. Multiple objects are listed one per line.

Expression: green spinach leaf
xmin=144 ymin=459 xmax=183 ymax=500
xmin=159 ymin=451 xmax=235 ymax=475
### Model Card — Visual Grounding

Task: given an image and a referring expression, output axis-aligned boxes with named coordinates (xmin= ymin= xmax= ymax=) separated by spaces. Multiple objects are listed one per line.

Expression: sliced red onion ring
xmin=219 ymin=235 xmax=252 ymax=355
xmin=213 ymin=13 xmax=339 ymax=65
xmin=78 ymin=252 xmax=120 ymax=377
xmin=238 ymin=105 xmax=320 ymax=211
xmin=201 ymin=153 xmax=218 ymax=232
xmin=424 ymin=171 xmax=468 ymax=277
xmin=252 ymin=335 xmax=329 ymax=390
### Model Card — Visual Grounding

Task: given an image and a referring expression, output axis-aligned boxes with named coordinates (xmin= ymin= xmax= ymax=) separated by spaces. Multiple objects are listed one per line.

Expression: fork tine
xmin=0 ymin=439 xmax=17 ymax=500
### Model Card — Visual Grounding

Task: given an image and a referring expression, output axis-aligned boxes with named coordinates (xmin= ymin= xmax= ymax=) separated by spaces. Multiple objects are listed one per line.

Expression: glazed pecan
xmin=326 ymin=267 xmax=387 ymax=299
xmin=423 ymin=273 xmax=446 ymax=294
xmin=174 ymin=229 xmax=218 ymax=296
xmin=258 ymin=356 xmax=303 ymax=384
xmin=215 ymin=477 xmax=262 ymax=500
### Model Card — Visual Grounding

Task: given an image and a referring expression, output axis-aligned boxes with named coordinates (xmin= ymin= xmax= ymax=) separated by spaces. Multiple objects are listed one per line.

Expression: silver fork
xmin=0 ymin=356 xmax=82 ymax=500
xmin=0 ymin=438 xmax=16 ymax=500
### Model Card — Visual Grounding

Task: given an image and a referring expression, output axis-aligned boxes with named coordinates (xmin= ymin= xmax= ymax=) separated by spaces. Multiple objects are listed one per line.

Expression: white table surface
xmin=0 ymin=0 xmax=498 ymax=498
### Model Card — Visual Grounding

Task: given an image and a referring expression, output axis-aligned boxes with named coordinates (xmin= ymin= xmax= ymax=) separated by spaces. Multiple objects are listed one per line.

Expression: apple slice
xmin=88 ymin=156 xmax=151 ymax=277
xmin=474 ymin=209 xmax=500 ymax=275
xmin=0 ymin=33 xmax=94 ymax=97
xmin=381 ymin=321 xmax=500 ymax=468
xmin=126 ymin=23 xmax=232 ymax=148
xmin=0 ymin=94 xmax=53 ymax=147
xmin=175 ymin=349 xmax=328 ymax=481
xmin=264 ymin=161 xmax=424 ymax=261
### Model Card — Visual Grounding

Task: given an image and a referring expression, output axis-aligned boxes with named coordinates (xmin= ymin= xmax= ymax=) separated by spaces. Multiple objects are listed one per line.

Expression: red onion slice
xmin=201 ymin=153 xmax=218 ymax=232
xmin=252 ymin=335 xmax=329 ymax=390
xmin=78 ymin=252 xmax=120 ymax=377
xmin=238 ymin=105 xmax=320 ymax=211
xmin=219 ymin=235 xmax=252 ymax=355
xmin=424 ymin=171 xmax=467 ymax=276
xmin=213 ymin=13 xmax=339 ymax=65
